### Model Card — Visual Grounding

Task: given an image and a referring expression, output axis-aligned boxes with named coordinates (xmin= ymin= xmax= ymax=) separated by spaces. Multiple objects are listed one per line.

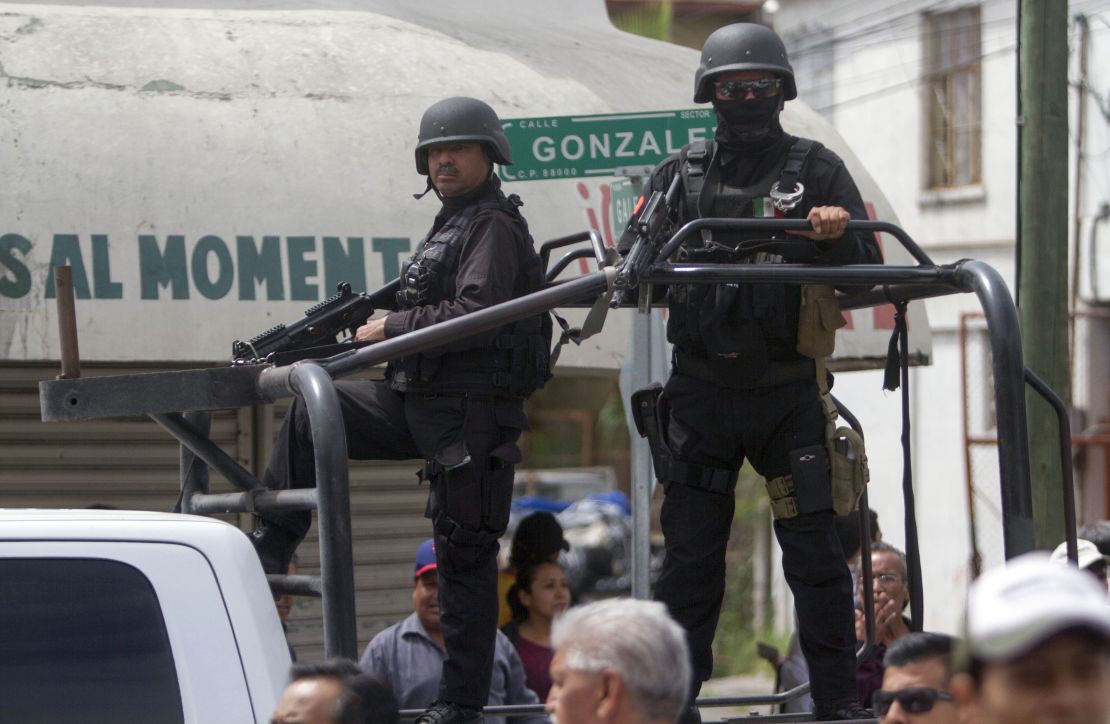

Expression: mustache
xmin=435 ymin=163 xmax=459 ymax=176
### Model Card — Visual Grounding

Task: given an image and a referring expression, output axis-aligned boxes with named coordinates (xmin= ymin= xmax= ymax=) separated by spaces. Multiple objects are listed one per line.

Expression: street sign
xmin=499 ymin=109 xmax=717 ymax=182
xmin=609 ymin=177 xmax=639 ymax=239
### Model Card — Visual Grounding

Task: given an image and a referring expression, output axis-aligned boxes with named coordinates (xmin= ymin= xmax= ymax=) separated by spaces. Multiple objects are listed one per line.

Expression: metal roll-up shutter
xmin=233 ymin=392 xmax=434 ymax=663
xmin=286 ymin=459 xmax=433 ymax=662
xmin=0 ymin=363 xmax=249 ymax=514
xmin=1 ymin=363 xmax=434 ymax=662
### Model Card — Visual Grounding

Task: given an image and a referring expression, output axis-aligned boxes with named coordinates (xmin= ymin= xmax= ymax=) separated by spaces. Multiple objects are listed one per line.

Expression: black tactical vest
xmin=667 ymin=136 xmax=820 ymax=384
xmin=388 ymin=190 xmax=551 ymax=398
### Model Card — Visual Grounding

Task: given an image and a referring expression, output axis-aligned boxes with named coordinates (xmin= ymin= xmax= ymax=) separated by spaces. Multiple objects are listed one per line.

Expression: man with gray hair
xmin=545 ymin=598 xmax=690 ymax=724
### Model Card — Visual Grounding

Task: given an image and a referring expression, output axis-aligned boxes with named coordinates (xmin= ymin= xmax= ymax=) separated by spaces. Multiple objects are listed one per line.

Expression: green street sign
xmin=609 ymin=177 xmax=639 ymax=240
xmin=498 ymin=109 xmax=717 ymax=182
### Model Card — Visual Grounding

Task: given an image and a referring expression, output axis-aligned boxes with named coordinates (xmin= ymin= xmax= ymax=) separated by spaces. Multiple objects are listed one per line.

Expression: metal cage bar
xmin=38 ymin=218 xmax=1053 ymax=716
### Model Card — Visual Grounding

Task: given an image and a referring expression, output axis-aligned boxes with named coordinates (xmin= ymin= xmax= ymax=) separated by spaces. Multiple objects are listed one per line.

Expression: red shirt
xmin=514 ymin=635 xmax=554 ymax=703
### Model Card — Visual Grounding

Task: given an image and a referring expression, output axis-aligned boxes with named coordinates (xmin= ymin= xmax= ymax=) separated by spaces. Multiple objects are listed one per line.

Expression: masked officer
xmin=619 ymin=24 xmax=882 ymax=722
xmin=252 ymin=96 xmax=549 ymax=724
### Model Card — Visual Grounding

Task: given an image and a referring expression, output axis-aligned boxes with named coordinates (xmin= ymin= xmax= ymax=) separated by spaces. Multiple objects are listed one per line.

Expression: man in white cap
xmin=951 ymin=553 xmax=1110 ymax=724
xmin=1050 ymin=538 xmax=1109 ymax=593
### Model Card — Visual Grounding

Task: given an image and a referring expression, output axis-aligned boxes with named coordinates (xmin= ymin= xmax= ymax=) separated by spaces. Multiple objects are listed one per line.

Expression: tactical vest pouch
xmin=828 ymin=426 xmax=869 ymax=516
xmin=796 ymin=284 xmax=846 ymax=359
xmin=788 ymin=444 xmax=834 ymax=515
xmin=811 ymin=355 xmax=870 ymax=517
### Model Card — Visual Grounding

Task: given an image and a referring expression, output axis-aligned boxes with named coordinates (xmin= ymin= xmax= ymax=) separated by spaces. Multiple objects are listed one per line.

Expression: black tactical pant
xmin=262 ymin=379 xmax=526 ymax=708
xmin=653 ymin=372 xmax=856 ymax=707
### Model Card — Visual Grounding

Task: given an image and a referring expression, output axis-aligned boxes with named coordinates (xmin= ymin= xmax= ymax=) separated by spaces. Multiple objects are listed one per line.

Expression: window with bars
xmin=924 ymin=7 xmax=982 ymax=189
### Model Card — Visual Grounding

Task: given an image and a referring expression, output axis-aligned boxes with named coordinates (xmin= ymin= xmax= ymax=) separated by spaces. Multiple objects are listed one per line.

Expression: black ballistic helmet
xmin=414 ymin=96 xmax=513 ymax=175
xmin=693 ymin=23 xmax=797 ymax=103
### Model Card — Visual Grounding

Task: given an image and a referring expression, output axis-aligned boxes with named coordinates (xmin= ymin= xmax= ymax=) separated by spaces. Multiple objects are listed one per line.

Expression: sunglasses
xmin=872 ymin=687 xmax=954 ymax=716
xmin=714 ymin=77 xmax=784 ymax=100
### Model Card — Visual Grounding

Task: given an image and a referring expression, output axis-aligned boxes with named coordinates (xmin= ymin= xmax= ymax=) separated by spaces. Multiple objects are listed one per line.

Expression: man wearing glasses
xmin=856 ymin=542 xmax=913 ymax=708
xmin=619 ymin=21 xmax=882 ymax=723
xmin=873 ymin=633 xmax=962 ymax=723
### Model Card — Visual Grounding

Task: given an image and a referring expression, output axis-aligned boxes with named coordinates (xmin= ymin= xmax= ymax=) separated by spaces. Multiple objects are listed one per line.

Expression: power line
xmin=794 ymin=27 xmax=1015 ymax=103
xmin=795 ymin=12 xmax=1110 ymax=115
xmin=790 ymin=14 xmax=1019 ymax=64
xmin=809 ymin=42 xmax=1015 ymax=114
xmin=784 ymin=0 xmax=953 ymax=58
xmin=787 ymin=0 xmax=935 ymax=34
xmin=1073 ymin=81 xmax=1110 ymax=123
xmin=786 ymin=1 xmax=1025 ymax=63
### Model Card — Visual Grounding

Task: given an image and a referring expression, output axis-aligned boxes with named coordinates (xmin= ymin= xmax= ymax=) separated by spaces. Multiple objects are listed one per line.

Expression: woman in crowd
xmin=500 ymin=559 xmax=571 ymax=702
xmin=498 ymin=511 xmax=570 ymax=626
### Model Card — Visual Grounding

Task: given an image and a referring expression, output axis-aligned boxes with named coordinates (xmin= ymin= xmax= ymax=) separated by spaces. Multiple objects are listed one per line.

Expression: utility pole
xmin=1017 ymin=0 xmax=1070 ymax=548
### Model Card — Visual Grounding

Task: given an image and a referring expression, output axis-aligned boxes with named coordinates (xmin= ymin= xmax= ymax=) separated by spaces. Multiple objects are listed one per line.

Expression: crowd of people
xmin=249 ymin=17 xmax=1110 ymax=724
xmin=272 ymin=523 xmax=693 ymax=724
xmin=270 ymin=536 xmax=1110 ymax=724
xmin=270 ymin=530 xmax=1110 ymax=724
xmin=269 ymin=514 xmax=1110 ymax=724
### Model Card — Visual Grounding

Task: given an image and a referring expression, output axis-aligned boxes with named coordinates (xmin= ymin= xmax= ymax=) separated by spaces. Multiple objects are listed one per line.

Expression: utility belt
xmin=634 ymin=290 xmax=869 ymax=518
xmin=673 ymin=349 xmax=815 ymax=389
xmin=390 ymin=331 xmax=546 ymax=399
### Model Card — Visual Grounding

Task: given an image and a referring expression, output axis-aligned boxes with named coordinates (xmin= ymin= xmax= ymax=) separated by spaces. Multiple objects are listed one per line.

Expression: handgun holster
xmin=631 ymin=383 xmax=671 ymax=479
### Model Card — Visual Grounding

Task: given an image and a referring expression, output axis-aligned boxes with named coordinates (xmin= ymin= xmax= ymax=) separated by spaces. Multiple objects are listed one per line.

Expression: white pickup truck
xmin=0 ymin=509 xmax=291 ymax=723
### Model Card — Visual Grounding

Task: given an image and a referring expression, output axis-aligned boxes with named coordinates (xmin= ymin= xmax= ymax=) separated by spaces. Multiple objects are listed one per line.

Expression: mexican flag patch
xmin=753 ymin=197 xmax=784 ymax=218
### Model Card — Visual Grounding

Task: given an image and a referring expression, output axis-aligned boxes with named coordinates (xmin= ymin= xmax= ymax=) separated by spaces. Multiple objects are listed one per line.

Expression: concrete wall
xmin=0 ymin=0 xmax=925 ymax=369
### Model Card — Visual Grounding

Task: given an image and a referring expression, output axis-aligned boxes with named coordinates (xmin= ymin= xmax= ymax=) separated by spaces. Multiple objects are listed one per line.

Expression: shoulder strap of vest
xmin=681 ymin=140 xmax=714 ymax=221
xmin=778 ymin=138 xmax=823 ymax=195
xmin=477 ymin=190 xmax=531 ymax=240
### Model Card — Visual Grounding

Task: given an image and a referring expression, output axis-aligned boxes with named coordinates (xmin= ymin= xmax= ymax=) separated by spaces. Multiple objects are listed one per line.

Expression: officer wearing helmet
xmin=619 ymin=23 xmax=881 ymax=722
xmin=251 ymin=97 xmax=547 ymax=724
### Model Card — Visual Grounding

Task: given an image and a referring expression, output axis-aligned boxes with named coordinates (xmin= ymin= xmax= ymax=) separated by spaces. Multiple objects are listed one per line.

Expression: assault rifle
xmin=231 ymin=279 xmax=400 ymax=365
xmin=609 ymin=174 xmax=682 ymax=309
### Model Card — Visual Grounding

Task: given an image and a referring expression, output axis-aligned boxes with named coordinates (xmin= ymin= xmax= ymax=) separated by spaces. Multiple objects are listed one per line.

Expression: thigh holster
xmin=668 ymin=460 xmax=738 ymax=496
xmin=766 ymin=444 xmax=836 ymax=519
xmin=632 ymin=383 xmax=739 ymax=496
xmin=631 ymin=383 xmax=672 ymax=480
xmin=765 ymin=474 xmax=798 ymax=520
xmin=431 ymin=509 xmax=500 ymax=550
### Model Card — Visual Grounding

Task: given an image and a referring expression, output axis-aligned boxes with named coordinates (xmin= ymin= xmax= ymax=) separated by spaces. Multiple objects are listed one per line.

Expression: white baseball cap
xmin=967 ymin=552 xmax=1110 ymax=662
xmin=1050 ymin=538 xmax=1109 ymax=570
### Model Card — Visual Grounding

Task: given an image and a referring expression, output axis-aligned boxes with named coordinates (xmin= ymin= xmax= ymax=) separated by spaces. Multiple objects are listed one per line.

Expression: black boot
xmin=813 ymin=700 xmax=875 ymax=721
xmin=248 ymin=519 xmax=301 ymax=575
xmin=413 ymin=701 xmax=483 ymax=724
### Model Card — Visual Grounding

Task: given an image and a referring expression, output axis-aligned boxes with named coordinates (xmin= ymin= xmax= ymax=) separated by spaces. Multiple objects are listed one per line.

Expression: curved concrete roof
xmin=0 ymin=0 xmax=928 ymax=366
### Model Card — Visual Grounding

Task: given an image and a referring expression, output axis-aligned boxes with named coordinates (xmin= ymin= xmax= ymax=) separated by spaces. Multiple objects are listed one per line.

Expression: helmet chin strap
xmin=413 ymin=177 xmax=435 ymax=201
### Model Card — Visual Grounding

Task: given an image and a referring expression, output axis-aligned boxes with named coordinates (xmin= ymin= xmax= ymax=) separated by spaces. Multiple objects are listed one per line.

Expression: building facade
xmin=772 ymin=0 xmax=1110 ymax=633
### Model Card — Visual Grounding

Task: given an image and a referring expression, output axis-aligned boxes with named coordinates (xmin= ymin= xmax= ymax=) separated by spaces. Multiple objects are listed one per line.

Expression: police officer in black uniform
xmin=619 ymin=24 xmax=881 ymax=722
xmin=251 ymin=97 xmax=548 ymax=724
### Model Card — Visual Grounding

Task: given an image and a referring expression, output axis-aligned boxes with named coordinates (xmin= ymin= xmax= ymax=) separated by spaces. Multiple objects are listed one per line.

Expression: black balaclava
xmin=712 ymin=88 xmax=785 ymax=153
